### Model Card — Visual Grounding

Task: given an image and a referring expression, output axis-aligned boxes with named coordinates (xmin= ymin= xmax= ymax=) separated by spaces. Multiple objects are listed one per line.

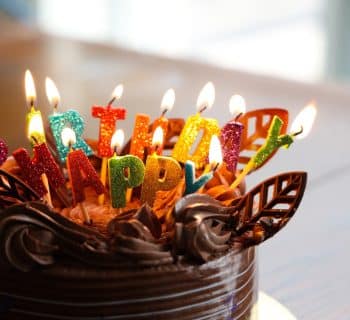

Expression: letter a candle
xmin=62 ymin=128 xmax=105 ymax=224
xmin=91 ymin=84 xmax=126 ymax=204
xmin=141 ymin=127 xmax=182 ymax=206
xmin=108 ymin=129 xmax=145 ymax=208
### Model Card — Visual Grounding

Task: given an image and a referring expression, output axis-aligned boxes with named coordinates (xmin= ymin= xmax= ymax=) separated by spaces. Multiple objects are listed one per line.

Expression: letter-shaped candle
xmin=46 ymin=78 xmax=92 ymax=163
xmin=0 ymin=139 xmax=8 ymax=166
xmin=141 ymin=127 xmax=182 ymax=206
xmin=62 ymin=128 xmax=105 ymax=206
xmin=220 ymin=95 xmax=245 ymax=172
xmin=172 ymin=82 xmax=220 ymax=168
xmin=108 ymin=129 xmax=145 ymax=208
xmin=130 ymin=89 xmax=175 ymax=159
xmin=231 ymin=103 xmax=317 ymax=189
xmin=25 ymin=70 xmax=46 ymax=146
xmin=91 ymin=84 xmax=126 ymax=205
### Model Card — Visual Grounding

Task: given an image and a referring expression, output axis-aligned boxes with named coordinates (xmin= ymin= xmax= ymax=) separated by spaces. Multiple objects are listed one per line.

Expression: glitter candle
xmin=0 ymin=139 xmax=8 ymax=166
xmin=62 ymin=128 xmax=105 ymax=206
xmin=130 ymin=89 xmax=175 ymax=159
xmin=172 ymin=82 xmax=220 ymax=168
xmin=184 ymin=160 xmax=213 ymax=195
xmin=46 ymin=79 xmax=92 ymax=163
xmin=12 ymin=143 xmax=65 ymax=197
xmin=91 ymin=84 xmax=126 ymax=157
xmin=91 ymin=84 xmax=126 ymax=205
xmin=220 ymin=95 xmax=246 ymax=172
xmin=141 ymin=127 xmax=182 ymax=206
xmin=25 ymin=70 xmax=46 ymax=146
xmin=231 ymin=103 xmax=317 ymax=190
xmin=108 ymin=129 xmax=145 ymax=208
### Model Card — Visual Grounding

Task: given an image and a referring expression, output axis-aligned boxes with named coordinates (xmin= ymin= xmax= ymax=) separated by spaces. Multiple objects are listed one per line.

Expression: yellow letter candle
xmin=141 ymin=127 xmax=182 ymax=206
xmin=25 ymin=70 xmax=46 ymax=146
xmin=172 ymin=82 xmax=220 ymax=168
xmin=108 ymin=129 xmax=145 ymax=208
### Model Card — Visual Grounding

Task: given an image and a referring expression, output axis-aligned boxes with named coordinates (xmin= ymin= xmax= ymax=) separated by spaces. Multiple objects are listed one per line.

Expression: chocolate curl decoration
xmin=0 ymin=169 xmax=40 ymax=208
xmin=232 ymin=171 xmax=307 ymax=247
xmin=67 ymin=150 xmax=105 ymax=205
xmin=12 ymin=144 xmax=65 ymax=197
xmin=238 ymin=108 xmax=288 ymax=170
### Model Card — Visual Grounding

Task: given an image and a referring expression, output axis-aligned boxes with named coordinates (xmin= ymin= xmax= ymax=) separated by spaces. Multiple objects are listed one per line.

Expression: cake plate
xmin=257 ymin=291 xmax=296 ymax=320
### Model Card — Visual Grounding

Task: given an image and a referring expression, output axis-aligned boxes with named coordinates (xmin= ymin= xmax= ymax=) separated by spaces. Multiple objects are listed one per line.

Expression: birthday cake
xmin=0 ymin=74 xmax=314 ymax=319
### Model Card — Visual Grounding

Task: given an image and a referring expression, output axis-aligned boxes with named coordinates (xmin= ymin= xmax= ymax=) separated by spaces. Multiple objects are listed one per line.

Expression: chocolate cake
xmin=0 ymin=162 xmax=306 ymax=320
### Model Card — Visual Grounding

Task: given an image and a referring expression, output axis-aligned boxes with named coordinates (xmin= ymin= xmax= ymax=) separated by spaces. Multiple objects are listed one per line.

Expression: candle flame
xmin=291 ymin=102 xmax=317 ymax=140
xmin=27 ymin=113 xmax=45 ymax=140
xmin=229 ymin=94 xmax=246 ymax=117
xmin=110 ymin=129 xmax=125 ymax=152
xmin=152 ymin=126 xmax=164 ymax=148
xmin=112 ymin=84 xmax=124 ymax=100
xmin=61 ymin=127 xmax=76 ymax=147
xmin=45 ymin=77 xmax=60 ymax=109
xmin=160 ymin=88 xmax=175 ymax=113
xmin=25 ymin=70 xmax=36 ymax=107
xmin=208 ymin=135 xmax=223 ymax=165
xmin=196 ymin=82 xmax=215 ymax=112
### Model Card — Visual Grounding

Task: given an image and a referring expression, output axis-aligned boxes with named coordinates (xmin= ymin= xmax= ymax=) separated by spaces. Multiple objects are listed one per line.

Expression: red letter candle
xmin=91 ymin=84 xmax=126 ymax=205
xmin=141 ymin=127 xmax=182 ymax=206
xmin=13 ymin=143 xmax=65 ymax=197
xmin=130 ymin=89 xmax=175 ymax=160
xmin=220 ymin=95 xmax=246 ymax=172
xmin=62 ymin=128 xmax=105 ymax=206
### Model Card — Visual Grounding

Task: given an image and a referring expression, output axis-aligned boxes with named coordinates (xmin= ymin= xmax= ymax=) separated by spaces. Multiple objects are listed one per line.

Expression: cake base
xmin=0 ymin=248 xmax=257 ymax=320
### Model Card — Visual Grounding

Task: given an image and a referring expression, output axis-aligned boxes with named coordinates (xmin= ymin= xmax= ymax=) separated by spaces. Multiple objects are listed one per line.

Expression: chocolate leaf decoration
xmin=232 ymin=171 xmax=307 ymax=247
xmin=0 ymin=169 xmax=40 ymax=208
xmin=238 ymin=108 xmax=289 ymax=170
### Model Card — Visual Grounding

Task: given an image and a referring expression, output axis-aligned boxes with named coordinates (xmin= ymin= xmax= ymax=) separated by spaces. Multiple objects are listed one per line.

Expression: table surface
xmin=0 ymin=17 xmax=349 ymax=320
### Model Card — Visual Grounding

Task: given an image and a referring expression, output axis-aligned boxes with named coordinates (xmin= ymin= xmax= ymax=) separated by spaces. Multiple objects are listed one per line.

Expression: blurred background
xmin=0 ymin=1 xmax=349 ymax=319
xmin=1 ymin=0 xmax=350 ymax=84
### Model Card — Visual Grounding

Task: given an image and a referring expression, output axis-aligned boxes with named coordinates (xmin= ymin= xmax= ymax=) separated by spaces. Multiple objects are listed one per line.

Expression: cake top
xmin=0 ymin=74 xmax=315 ymax=271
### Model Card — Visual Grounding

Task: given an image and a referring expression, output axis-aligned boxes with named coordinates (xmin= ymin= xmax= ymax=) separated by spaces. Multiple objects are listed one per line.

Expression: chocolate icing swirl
xmin=173 ymin=194 xmax=236 ymax=262
xmin=107 ymin=205 xmax=173 ymax=265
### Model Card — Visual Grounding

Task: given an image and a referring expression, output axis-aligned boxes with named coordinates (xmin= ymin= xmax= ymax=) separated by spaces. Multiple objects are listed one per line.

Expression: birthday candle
xmin=172 ymin=82 xmax=220 ymax=168
xmin=0 ymin=139 xmax=8 ymax=166
xmin=130 ymin=89 xmax=175 ymax=159
xmin=91 ymin=84 xmax=126 ymax=205
xmin=25 ymin=70 xmax=46 ymax=146
xmin=231 ymin=103 xmax=317 ymax=189
xmin=62 ymin=127 xmax=105 ymax=207
xmin=141 ymin=127 xmax=182 ymax=206
xmin=108 ymin=129 xmax=145 ymax=208
xmin=220 ymin=95 xmax=245 ymax=172
xmin=46 ymin=78 xmax=92 ymax=163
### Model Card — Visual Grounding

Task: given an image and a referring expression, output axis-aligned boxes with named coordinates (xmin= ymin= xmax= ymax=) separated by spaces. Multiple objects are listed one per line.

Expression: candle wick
xmin=292 ymin=126 xmax=304 ymax=137
xmin=161 ymin=109 xmax=168 ymax=117
xmin=114 ymin=145 xmax=119 ymax=156
xmin=31 ymin=135 xmax=39 ymax=146
xmin=235 ymin=112 xmax=243 ymax=121
xmin=29 ymin=98 xmax=35 ymax=110
xmin=199 ymin=105 xmax=207 ymax=114
xmin=107 ymin=96 xmax=116 ymax=106
xmin=213 ymin=162 xmax=220 ymax=172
